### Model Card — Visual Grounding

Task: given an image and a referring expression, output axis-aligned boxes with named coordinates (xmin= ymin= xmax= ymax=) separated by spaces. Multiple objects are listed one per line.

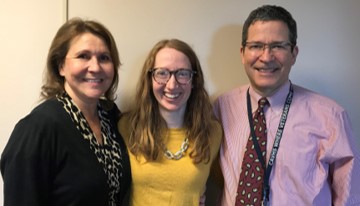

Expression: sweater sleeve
xmin=1 ymin=107 xmax=57 ymax=206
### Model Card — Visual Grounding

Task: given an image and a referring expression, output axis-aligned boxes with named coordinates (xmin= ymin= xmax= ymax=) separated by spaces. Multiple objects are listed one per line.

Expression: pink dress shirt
xmin=213 ymin=81 xmax=360 ymax=206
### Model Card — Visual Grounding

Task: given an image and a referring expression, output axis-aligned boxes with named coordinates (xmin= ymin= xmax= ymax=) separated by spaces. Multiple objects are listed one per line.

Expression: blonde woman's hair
xmin=41 ymin=17 xmax=120 ymax=106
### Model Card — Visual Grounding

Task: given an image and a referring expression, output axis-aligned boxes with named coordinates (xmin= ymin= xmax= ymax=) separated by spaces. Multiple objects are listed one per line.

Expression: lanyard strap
xmin=246 ymin=83 xmax=294 ymax=203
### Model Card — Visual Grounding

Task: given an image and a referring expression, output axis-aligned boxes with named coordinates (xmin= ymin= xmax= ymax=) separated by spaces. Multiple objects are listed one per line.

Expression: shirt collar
xmin=248 ymin=81 xmax=291 ymax=112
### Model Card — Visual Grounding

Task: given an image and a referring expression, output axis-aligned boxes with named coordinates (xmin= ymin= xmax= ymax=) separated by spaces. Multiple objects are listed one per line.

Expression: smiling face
xmin=241 ymin=20 xmax=298 ymax=97
xmin=60 ymin=32 xmax=114 ymax=106
xmin=152 ymin=47 xmax=192 ymax=116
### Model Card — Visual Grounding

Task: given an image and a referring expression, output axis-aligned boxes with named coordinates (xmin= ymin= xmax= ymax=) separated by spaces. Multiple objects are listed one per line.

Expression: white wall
xmin=1 ymin=0 xmax=359 ymax=204
xmin=0 ymin=0 xmax=65 ymax=203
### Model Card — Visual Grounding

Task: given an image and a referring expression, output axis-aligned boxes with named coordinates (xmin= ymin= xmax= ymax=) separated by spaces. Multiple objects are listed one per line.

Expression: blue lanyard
xmin=246 ymin=83 xmax=294 ymax=205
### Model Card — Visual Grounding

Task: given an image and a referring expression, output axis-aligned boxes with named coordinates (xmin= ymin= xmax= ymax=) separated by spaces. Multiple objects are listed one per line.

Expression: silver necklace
xmin=164 ymin=138 xmax=189 ymax=160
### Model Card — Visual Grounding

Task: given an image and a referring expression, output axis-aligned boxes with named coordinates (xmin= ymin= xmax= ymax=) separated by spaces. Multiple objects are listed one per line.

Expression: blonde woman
xmin=1 ymin=18 xmax=131 ymax=206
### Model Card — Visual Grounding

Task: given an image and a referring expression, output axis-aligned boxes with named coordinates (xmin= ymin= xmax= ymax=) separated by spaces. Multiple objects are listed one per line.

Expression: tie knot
xmin=258 ymin=97 xmax=269 ymax=108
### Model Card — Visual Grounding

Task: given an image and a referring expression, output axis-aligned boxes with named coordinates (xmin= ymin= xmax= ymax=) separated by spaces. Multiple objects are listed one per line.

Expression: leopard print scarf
xmin=57 ymin=93 xmax=122 ymax=206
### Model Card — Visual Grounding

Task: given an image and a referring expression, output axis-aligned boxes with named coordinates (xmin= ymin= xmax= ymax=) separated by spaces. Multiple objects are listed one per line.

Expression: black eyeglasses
xmin=150 ymin=68 xmax=196 ymax=85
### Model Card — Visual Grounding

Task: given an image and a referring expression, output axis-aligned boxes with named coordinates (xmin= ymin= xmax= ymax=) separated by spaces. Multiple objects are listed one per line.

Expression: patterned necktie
xmin=235 ymin=97 xmax=269 ymax=206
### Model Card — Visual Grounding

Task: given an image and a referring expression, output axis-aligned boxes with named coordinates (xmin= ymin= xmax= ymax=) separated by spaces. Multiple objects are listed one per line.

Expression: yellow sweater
xmin=118 ymin=115 xmax=222 ymax=206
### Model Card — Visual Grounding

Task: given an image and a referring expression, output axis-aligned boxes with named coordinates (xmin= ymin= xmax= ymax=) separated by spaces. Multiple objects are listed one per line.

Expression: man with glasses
xmin=213 ymin=5 xmax=360 ymax=206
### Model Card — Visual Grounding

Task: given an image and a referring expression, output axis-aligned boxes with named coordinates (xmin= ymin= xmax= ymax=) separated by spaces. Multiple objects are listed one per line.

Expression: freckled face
xmin=152 ymin=47 xmax=192 ymax=115
xmin=60 ymin=33 xmax=114 ymax=105
xmin=241 ymin=20 xmax=298 ymax=96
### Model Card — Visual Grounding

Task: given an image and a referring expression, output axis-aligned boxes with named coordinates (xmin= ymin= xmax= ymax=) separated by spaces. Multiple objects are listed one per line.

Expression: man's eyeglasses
xmin=150 ymin=68 xmax=196 ymax=85
xmin=244 ymin=41 xmax=292 ymax=54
